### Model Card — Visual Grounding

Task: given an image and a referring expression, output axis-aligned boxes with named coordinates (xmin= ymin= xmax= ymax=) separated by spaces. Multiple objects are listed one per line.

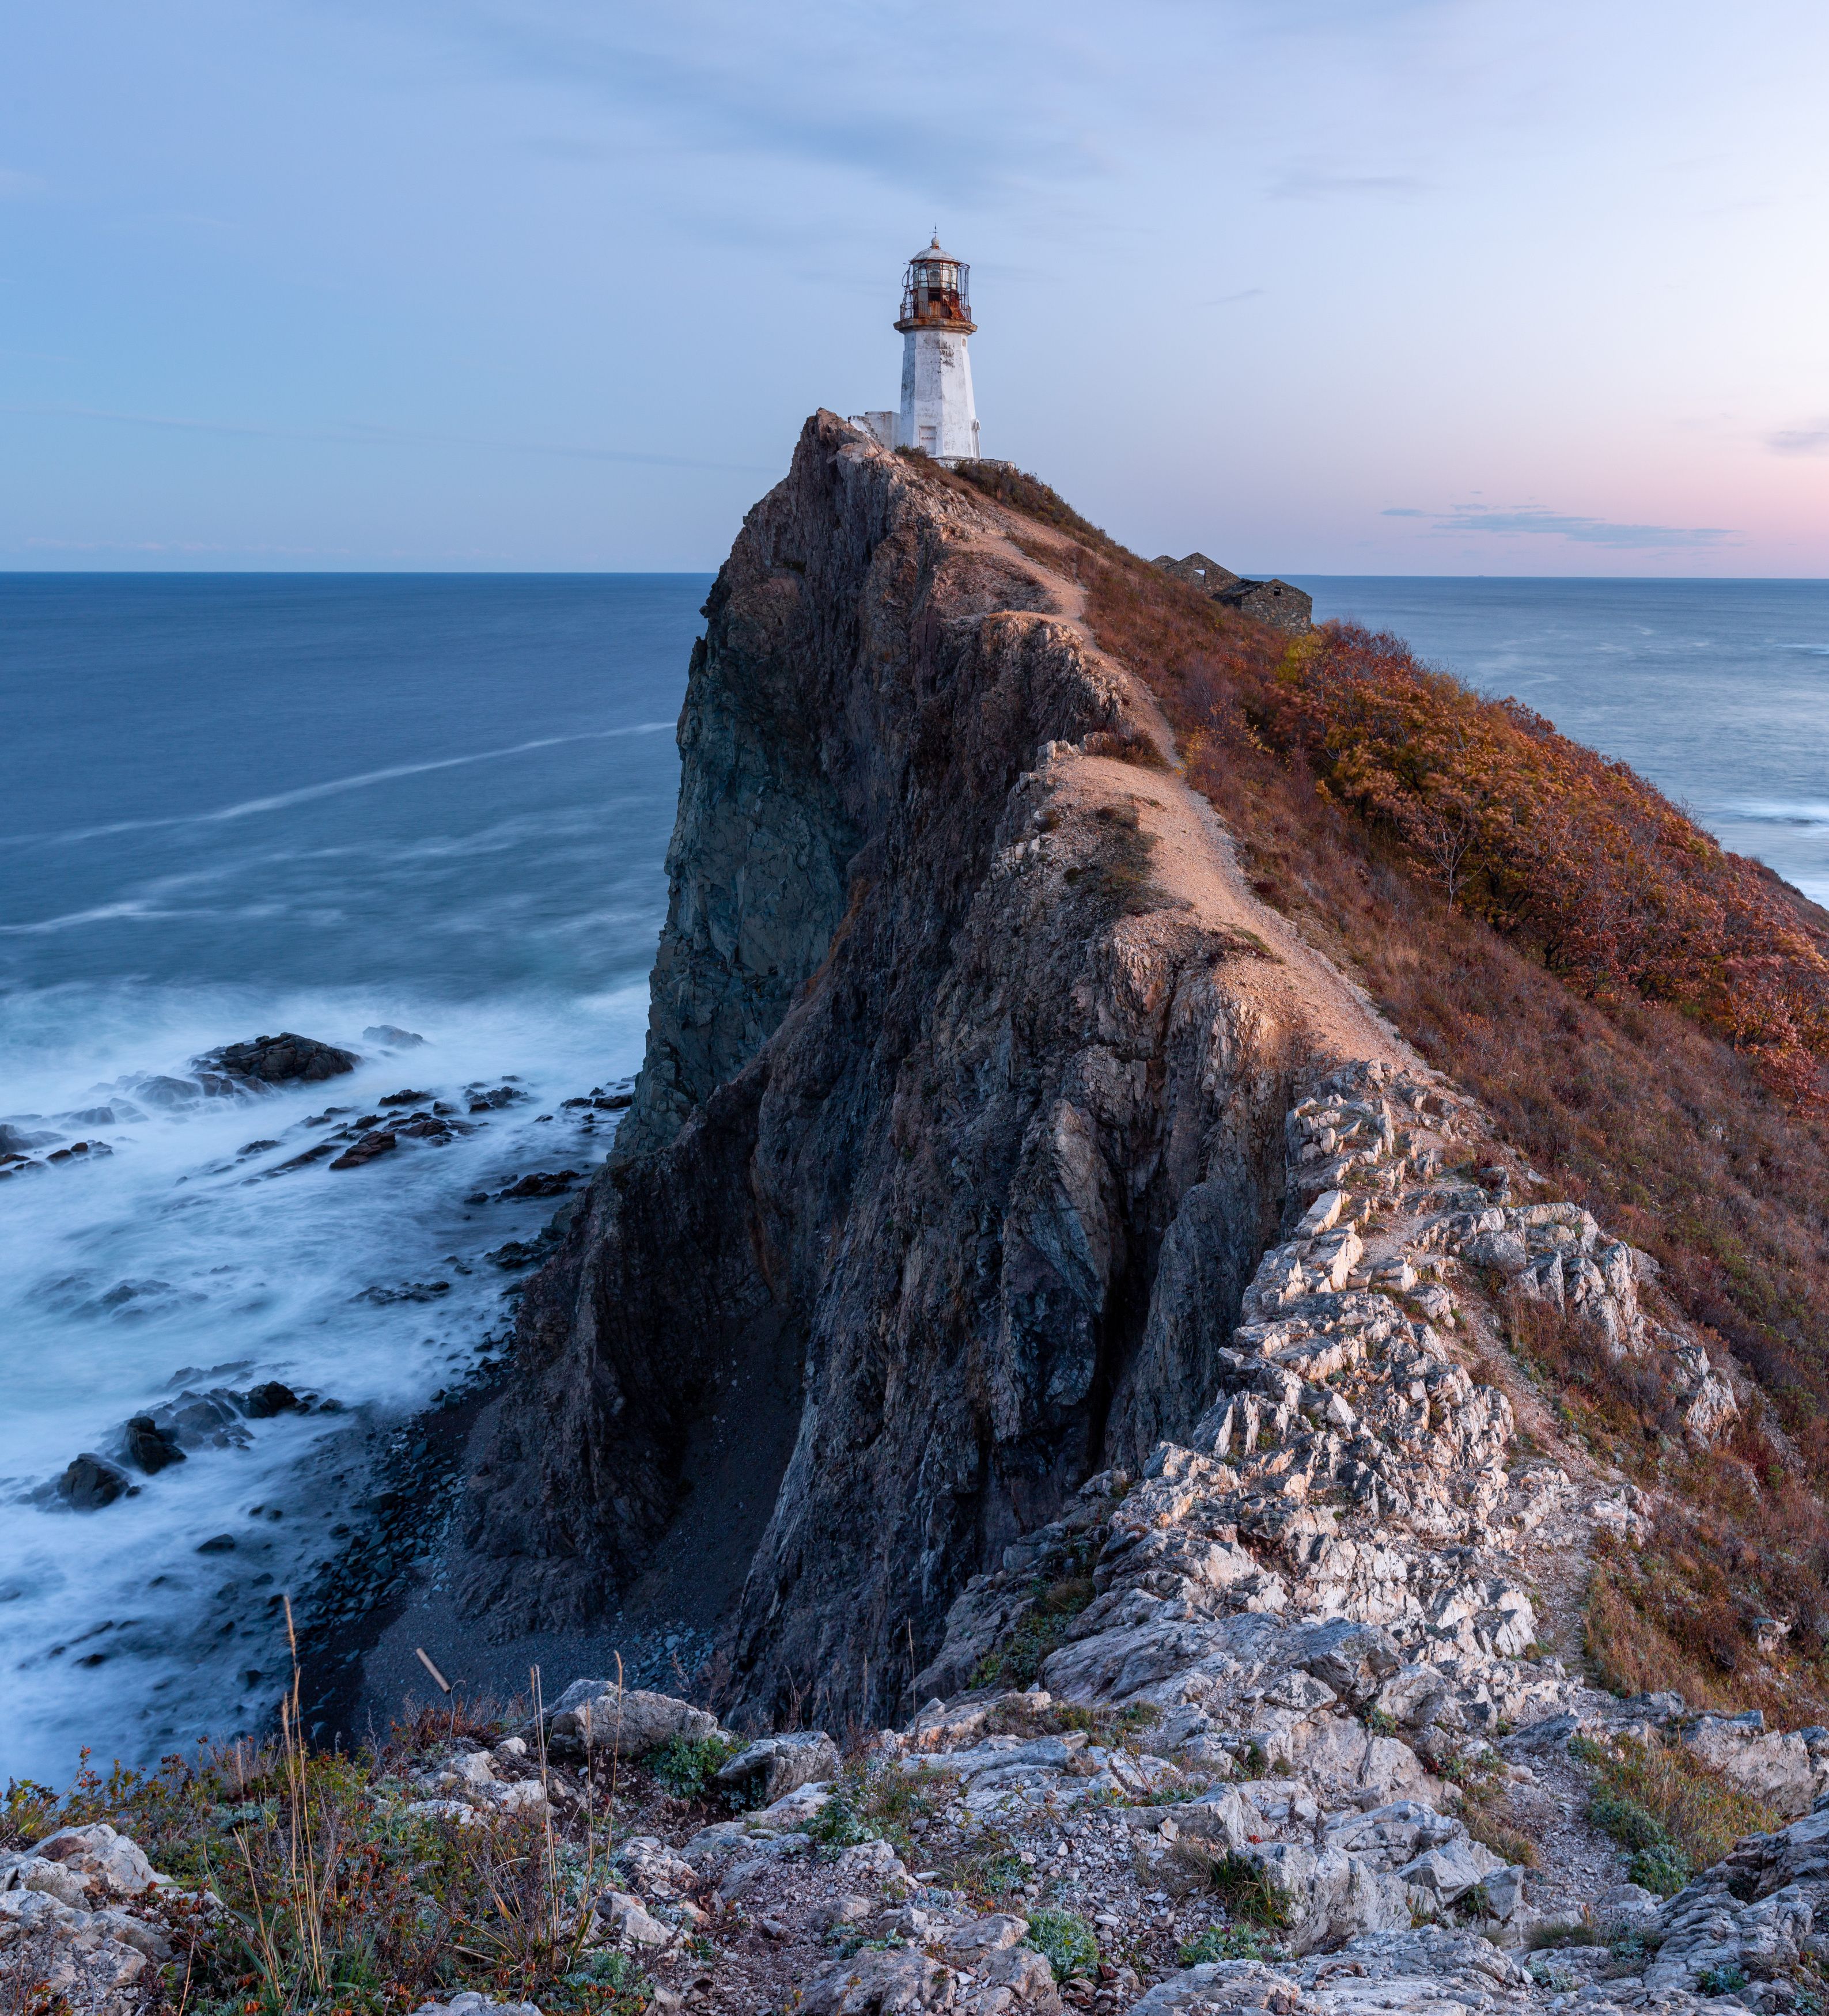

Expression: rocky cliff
xmin=456 ymin=413 xmax=1417 ymax=1726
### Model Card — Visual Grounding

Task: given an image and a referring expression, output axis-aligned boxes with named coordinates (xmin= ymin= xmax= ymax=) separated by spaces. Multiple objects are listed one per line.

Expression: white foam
xmin=0 ymin=723 xmax=676 ymax=850
xmin=0 ymin=981 xmax=647 ymax=1782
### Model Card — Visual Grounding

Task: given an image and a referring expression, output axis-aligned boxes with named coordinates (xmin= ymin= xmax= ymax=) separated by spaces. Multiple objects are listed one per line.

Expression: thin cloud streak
xmin=1 ymin=406 xmax=774 ymax=475
xmin=1404 ymin=505 xmax=1739 ymax=550
xmin=1769 ymin=420 xmax=1829 ymax=457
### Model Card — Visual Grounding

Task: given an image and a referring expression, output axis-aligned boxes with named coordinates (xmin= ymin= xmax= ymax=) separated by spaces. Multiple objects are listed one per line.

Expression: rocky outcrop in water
xmin=196 ymin=1032 xmax=359 ymax=1083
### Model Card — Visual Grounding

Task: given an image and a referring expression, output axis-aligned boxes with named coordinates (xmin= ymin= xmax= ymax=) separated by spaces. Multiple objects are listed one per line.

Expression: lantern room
xmin=896 ymin=237 xmax=975 ymax=333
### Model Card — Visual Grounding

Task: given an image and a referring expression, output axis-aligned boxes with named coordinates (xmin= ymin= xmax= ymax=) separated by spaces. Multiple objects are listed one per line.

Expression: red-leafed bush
xmin=1251 ymin=623 xmax=1829 ymax=1105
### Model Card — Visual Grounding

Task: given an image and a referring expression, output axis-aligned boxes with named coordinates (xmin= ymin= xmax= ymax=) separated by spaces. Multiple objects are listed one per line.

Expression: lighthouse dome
xmin=897 ymin=235 xmax=973 ymax=334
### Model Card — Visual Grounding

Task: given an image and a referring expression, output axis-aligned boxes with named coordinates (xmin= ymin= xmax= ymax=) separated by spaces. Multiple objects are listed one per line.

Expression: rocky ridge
xmin=455 ymin=411 xmax=1436 ymax=1726
xmin=22 ymin=929 xmax=1829 ymax=2016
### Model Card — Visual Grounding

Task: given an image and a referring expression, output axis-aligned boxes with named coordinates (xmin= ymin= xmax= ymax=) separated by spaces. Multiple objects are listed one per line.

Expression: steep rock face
xmin=458 ymin=414 xmax=1386 ymax=1726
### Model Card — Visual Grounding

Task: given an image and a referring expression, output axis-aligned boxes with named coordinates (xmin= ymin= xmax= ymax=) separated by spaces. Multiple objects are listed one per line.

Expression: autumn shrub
xmin=947 ymin=467 xmax=1829 ymax=1716
xmin=1084 ymin=726 xmax=1172 ymax=770
xmin=1251 ymin=624 xmax=1829 ymax=1105
xmin=1584 ymin=1467 xmax=1829 ymax=1721
xmin=1500 ymin=1292 xmax=1687 ymax=1476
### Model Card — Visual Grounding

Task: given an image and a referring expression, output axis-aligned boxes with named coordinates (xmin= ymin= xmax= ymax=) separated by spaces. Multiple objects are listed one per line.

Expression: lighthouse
xmin=854 ymin=235 xmax=980 ymax=461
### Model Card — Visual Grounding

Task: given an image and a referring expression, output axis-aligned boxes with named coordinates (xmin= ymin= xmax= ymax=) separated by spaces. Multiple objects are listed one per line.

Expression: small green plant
xmin=1177 ymin=1924 xmax=1283 ymax=1965
xmin=1607 ymin=1926 xmax=1658 ymax=1968
xmin=1525 ymin=1919 xmax=1592 ymax=1952
xmin=1363 ymin=1708 xmax=1398 ymax=1738
xmin=970 ymin=1571 xmax=1096 ymax=1689
xmin=946 ymin=1841 xmax=1029 ymax=1905
xmin=1697 ymin=1964 xmax=1749 ymax=1996
xmin=1184 ymin=1850 xmax=1290 ymax=1929
xmin=1024 ymin=1908 xmax=1100 ymax=1980
xmin=643 ymin=1733 xmax=743 ymax=1803
xmin=1234 ymin=1741 xmax=1271 ymax=1780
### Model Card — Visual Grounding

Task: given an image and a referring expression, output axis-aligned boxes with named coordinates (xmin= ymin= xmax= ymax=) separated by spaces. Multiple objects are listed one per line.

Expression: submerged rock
xmin=365 ymin=1025 xmax=426 ymax=1049
xmin=330 ymin=1129 xmax=397 ymax=1169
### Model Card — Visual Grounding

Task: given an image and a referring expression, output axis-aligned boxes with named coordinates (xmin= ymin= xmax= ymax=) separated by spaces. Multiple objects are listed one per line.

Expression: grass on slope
xmin=942 ymin=457 xmax=1829 ymax=1723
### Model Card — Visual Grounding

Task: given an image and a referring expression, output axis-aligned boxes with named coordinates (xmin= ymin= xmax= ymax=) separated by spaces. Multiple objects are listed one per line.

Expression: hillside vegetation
xmin=950 ymin=459 xmax=1829 ymax=1722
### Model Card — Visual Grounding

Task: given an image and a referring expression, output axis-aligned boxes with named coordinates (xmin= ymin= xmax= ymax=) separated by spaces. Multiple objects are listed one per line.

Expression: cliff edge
xmin=455 ymin=414 xmax=1413 ymax=1726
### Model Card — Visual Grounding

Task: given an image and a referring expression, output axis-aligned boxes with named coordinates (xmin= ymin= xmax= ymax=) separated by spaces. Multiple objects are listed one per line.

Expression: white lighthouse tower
xmin=854 ymin=236 xmax=980 ymax=461
xmin=898 ymin=235 xmax=979 ymax=460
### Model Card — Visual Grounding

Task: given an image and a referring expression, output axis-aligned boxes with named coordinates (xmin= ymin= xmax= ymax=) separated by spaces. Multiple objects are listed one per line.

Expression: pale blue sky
xmin=3 ymin=0 xmax=1826 ymax=572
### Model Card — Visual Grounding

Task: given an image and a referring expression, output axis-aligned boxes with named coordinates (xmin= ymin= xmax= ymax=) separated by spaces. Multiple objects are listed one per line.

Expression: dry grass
xmin=3 ymin=1650 xmax=647 ymax=2016
xmin=955 ymin=467 xmax=1829 ymax=1721
xmin=1572 ymin=1733 xmax=1781 ymax=1892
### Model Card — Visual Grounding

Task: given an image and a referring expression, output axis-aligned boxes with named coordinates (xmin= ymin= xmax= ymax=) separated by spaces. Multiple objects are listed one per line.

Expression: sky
xmin=3 ymin=0 xmax=1827 ymax=574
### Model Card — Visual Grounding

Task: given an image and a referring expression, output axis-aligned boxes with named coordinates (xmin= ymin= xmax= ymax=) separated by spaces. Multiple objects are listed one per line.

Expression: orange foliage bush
xmin=1252 ymin=624 xmax=1829 ymax=1105
xmin=941 ymin=473 xmax=1829 ymax=1710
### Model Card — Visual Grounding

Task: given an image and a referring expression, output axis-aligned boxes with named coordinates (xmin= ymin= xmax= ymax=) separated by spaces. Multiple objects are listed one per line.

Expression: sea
xmin=3 ymin=571 xmax=1827 ymax=1785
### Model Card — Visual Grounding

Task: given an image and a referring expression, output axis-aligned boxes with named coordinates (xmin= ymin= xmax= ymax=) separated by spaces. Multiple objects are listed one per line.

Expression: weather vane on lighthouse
xmin=852 ymin=233 xmax=980 ymax=462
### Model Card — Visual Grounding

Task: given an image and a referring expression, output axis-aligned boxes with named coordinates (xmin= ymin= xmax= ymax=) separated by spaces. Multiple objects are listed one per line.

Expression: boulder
xmin=535 ymin=1682 xmax=720 ymax=1760
xmin=55 ymin=1454 xmax=131 ymax=1510
xmin=714 ymin=1730 xmax=840 ymax=1805
xmin=594 ymin=1888 xmax=672 ymax=1948
xmin=1292 ymin=1618 xmax=1403 ymax=1704
xmin=1245 ymin=1842 xmax=1412 ymax=1954
xmin=330 ymin=1130 xmax=397 ymax=1170
xmin=1399 ymin=1837 xmax=1504 ymax=1914
xmin=1683 ymin=1711 xmax=1823 ymax=1816
xmin=200 ymin=1033 xmax=359 ymax=1083
xmin=30 ymin=1825 xmax=162 ymax=1900
xmin=801 ymin=1943 xmax=946 ymax=2014
xmin=241 ymin=1381 xmax=301 ymax=1418
xmin=412 ymin=1998 xmax=541 ymax=2016
xmin=365 ymin=1025 xmax=426 ymax=1049
xmin=122 ymin=1416 xmax=185 ymax=1475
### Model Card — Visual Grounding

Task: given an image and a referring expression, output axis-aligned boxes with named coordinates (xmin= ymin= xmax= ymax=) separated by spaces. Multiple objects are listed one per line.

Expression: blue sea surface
xmin=0 ymin=575 xmax=707 ymax=1781
xmin=3 ymin=569 xmax=1827 ymax=1782
xmin=1293 ymin=577 xmax=1829 ymax=907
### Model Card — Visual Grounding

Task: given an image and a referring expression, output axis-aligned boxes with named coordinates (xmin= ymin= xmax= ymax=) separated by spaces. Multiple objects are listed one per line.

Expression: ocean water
xmin=6 ymin=570 xmax=1827 ymax=1786
xmin=1294 ymin=578 xmax=1829 ymax=907
xmin=0 ymin=575 xmax=708 ymax=1783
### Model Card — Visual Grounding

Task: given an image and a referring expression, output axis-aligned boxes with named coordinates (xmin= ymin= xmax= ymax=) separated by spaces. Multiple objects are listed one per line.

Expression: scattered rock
xmin=330 ymin=1130 xmax=397 ymax=1170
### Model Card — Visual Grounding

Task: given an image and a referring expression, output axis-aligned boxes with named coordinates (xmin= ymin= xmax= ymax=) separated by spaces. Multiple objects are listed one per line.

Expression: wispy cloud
xmin=1769 ymin=419 xmax=1829 ymax=457
xmin=2 ymin=404 xmax=774 ymax=473
xmin=1395 ymin=503 xmax=1736 ymax=550
xmin=1269 ymin=164 xmax=1427 ymax=201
